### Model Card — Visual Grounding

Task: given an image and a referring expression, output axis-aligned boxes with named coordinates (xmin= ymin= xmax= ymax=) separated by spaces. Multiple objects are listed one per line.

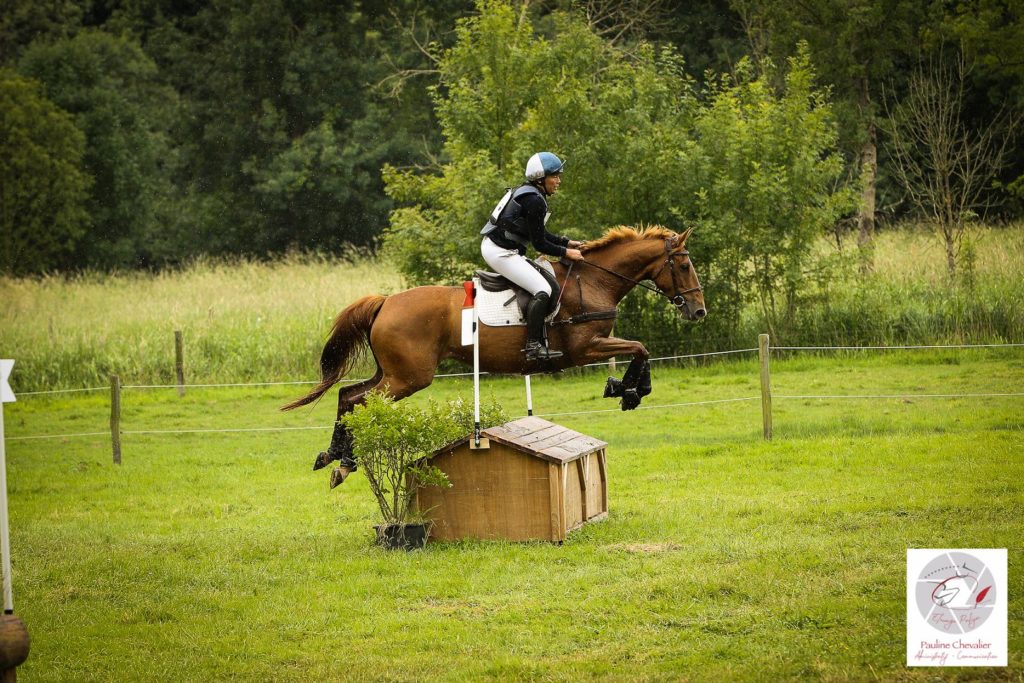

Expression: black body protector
xmin=480 ymin=184 xmax=550 ymax=251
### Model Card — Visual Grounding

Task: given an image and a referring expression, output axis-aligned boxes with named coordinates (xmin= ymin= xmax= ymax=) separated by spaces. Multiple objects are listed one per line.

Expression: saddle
xmin=473 ymin=258 xmax=561 ymax=327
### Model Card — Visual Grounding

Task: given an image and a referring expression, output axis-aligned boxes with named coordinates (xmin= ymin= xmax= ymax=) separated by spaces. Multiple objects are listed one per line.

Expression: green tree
xmin=929 ymin=0 xmax=1024 ymax=209
xmin=883 ymin=51 xmax=1018 ymax=275
xmin=734 ymin=0 xmax=925 ymax=258
xmin=0 ymin=0 xmax=83 ymax=64
xmin=384 ymin=1 xmax=854 ymax=338
xmin=384 ymin=1 xmax=701 ymax=284
xmin=19 ymin=30 xmax=178 ymax=269
xmin=128 ymin=0 xmax=472 ymax=259
xmin=692 ymin=49 xmax=856 ymax=332
xmin=0 ymin=70 xmax=90 ymax=275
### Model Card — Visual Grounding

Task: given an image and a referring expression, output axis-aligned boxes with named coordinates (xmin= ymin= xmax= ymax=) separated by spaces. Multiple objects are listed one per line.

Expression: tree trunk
xmin=857 ymin=121 xmax=877 ymax=270
xmin=944 ymin=224 xmax=957 ymax=276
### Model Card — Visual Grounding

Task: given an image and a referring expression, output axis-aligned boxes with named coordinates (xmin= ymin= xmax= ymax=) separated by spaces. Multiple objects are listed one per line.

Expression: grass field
xmin=5 ymin=351 xmax=1022 ymax=681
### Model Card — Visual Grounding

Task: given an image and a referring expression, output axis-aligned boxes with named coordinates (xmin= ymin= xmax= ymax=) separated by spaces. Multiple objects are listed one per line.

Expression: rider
xmin=480 ymin=152 xmax=585 ymax=361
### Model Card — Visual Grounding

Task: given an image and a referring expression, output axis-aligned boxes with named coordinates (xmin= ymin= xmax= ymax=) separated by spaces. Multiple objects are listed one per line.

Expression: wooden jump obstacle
xmin=416 ymin=416 xmax=608 ymax=543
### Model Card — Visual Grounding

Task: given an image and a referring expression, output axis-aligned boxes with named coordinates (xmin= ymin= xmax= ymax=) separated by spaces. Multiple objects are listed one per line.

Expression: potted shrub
xmin=342 ymin=391 xmax=506 ymax=550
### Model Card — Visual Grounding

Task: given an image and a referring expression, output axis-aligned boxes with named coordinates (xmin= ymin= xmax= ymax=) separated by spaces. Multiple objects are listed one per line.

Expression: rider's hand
xmin=567 ymin=240 xmax=584 ymax=249
xmin=565 ymin=248 xmax=584 ymax=262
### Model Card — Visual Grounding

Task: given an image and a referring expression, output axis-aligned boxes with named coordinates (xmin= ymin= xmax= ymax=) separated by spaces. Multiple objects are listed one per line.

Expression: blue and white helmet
xmin=524 ymin=152 xmax=565 ymax=182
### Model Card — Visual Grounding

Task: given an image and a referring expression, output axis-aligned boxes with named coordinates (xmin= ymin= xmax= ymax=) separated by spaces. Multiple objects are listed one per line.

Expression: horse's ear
xmin=678 ymin=227 xmax=694 ymax=246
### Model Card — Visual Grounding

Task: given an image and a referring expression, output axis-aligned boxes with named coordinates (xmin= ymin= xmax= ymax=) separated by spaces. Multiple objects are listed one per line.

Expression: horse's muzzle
xmin=676 ymin=297 xmax=706 ymax=321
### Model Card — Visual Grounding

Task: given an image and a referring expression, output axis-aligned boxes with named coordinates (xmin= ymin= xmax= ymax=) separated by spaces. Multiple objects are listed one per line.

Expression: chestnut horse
xmin=282 ymin=225 xmax=706 ymax=485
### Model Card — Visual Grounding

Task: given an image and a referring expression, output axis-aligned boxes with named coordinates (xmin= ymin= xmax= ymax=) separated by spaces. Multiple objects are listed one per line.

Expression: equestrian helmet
xmin=524 ymin=152 xmax=565 ymax=181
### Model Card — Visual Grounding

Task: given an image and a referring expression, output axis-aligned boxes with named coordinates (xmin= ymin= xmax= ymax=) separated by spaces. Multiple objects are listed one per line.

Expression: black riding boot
xmin=523 ymin=292 xmax=562 ymax=361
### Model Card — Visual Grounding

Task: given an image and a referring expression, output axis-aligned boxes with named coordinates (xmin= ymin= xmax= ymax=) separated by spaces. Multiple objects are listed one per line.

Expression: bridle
xmin=576 ymin=236 xmax=704 ymax=314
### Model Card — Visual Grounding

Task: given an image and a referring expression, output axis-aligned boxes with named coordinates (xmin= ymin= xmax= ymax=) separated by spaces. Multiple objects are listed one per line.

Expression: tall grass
xmin=0 ymin=253 xmax=402 ymax=391
xmin=618 ymin=222 xmax=1024 ymax=354
xmin=787 ymin=223 xmax=1024 ymax=345
xmin=2 ymin=224 xmax=1022 ymax=391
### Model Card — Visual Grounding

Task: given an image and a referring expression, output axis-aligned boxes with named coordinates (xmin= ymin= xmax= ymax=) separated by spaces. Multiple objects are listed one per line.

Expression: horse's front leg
xmin=576 ymin=335 xmax=649 ymax=364
xmin=578 ymin=336 xmax=652 ymax=410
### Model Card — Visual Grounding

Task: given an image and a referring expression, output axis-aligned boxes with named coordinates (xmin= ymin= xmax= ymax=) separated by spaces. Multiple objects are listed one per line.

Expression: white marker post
xmin=0 ymin=360 xmax=16 ymax=613
xmin=525 ymin=375 xmax=534 ymax=416
xmin=0 ymin=359 xmax=30 ymax=676
xmin=468 ymin=279 xmax=488 ymax=449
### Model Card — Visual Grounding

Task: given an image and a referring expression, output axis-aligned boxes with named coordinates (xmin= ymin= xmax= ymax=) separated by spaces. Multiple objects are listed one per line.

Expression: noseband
xmin=577 ymin=236 xmax=703 ymax=312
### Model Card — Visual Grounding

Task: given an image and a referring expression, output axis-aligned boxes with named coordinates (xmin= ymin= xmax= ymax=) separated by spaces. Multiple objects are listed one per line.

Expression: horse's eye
xmin=681 ymin=262 xmax=690 ymax=271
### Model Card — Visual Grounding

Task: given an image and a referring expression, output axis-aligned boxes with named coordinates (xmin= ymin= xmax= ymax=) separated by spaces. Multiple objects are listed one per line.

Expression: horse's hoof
xmin=604 ymin=376 xmax=624 ymax=398
xmin=330 ymin=465 xmax=355 ymax=488
xmin=312 ymin=451 xmax=333 ymax=471
xmin=621 ymin=388 xmax=641 ymax=411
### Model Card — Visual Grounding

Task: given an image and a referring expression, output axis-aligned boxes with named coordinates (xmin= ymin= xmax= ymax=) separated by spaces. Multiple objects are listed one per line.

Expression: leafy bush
xmin=341 ymin=391 xmax=507 ymax=526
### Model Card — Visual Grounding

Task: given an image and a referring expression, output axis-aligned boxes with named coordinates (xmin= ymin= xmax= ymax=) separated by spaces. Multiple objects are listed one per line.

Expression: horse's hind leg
xmin=328 ymin=367 xmax=436 ymax=488
xmin=312 ymin=369 xmax=383 ymax=472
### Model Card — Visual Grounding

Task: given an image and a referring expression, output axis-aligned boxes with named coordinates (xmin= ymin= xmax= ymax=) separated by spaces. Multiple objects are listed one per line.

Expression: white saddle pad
xmin=477 ymin=260 xmax=561 ymax=327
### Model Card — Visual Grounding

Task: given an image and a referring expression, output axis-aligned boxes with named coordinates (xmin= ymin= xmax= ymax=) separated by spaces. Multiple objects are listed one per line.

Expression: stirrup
xmin=524 ymin=341 xmax=563 ymax=361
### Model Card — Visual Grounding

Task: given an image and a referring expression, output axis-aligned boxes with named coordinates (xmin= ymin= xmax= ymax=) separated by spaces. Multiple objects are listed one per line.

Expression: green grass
xmin=5 ymin=352 xmax=1023 ymax=681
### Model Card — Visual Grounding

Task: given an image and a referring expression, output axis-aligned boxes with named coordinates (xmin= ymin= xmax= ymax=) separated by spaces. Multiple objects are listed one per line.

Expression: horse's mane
xmin=581 ymin=225 xmax=676 ymax=253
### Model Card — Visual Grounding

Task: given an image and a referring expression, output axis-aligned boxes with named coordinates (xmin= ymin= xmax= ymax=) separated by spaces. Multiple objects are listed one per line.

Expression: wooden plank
xmin=535 ymin=439 xmax=606 ymax=457
xmin=598 ymin=449 xmax=608 ymax=514
xmin=516 ymin=423 xmax=567 ymax=446
xmin=493 ymin=416 xmax=548 ymax=439
xmin=536 ymin=439 xmax=605 ymax=463
xmin=548 ymin=463 xmax=562 ymax=542
xmin=456 ymin=417 xmax=607 ymax=462
xmin=533 ymin=433 xmax=605 ymax=456
xmin=527 ymin=429 xmax=580 ymax=452
xmin=576 ymin=458 xmax=588 ymax=521
xmin=559 ymin=464 xmax=568 ymax=542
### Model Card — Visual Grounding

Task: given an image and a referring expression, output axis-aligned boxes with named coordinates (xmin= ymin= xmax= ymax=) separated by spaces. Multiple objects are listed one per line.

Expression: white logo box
xmin=907 ymin=548 xmax=1007 ymax=667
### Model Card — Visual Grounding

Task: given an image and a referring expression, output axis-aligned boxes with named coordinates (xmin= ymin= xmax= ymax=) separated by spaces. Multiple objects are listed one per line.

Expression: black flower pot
xmin=374 ymin=522 xmax=431 ymax=550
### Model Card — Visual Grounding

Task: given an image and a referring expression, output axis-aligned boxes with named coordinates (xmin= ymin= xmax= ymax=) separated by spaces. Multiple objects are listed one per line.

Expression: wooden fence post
xmin=174 ymin=330 xmax=185 ymax=397
xmin=110 ymin=374 xmax=122 ymax=464
xmin=758 ymin=333 xmax=772 ymax=440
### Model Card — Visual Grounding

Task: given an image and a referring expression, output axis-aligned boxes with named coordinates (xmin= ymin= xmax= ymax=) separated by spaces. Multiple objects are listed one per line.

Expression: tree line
xmin=1 ymin=0 xmax=1021 ymax=279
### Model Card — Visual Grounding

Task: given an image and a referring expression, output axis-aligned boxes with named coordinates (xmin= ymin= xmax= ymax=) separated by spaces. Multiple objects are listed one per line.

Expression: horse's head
xmin=649 ymin=228 xmax=706 ymax=321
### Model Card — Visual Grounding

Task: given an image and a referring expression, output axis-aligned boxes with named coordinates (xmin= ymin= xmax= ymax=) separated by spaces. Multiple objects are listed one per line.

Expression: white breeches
xmin=481 ymin=237 xmax=551 ymax=297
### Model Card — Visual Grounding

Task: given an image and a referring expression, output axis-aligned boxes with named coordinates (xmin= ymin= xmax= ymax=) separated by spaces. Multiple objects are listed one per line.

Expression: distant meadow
xmin=2 ymin=223 xmax=1023 ymax=392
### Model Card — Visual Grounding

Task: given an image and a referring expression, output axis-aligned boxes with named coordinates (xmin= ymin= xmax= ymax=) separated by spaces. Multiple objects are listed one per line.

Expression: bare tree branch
xmin=372 ymin=7 xmax=443 ymax=99
xmin=575 ymin=0 xmax=675 ymax=46
xmin=881 ymin=47 xmax=1020 ymax=275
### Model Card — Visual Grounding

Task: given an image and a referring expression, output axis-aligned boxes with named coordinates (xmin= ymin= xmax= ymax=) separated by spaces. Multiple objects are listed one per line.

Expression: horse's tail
xmin=280 ymin=294 xmax=387 ymax=411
